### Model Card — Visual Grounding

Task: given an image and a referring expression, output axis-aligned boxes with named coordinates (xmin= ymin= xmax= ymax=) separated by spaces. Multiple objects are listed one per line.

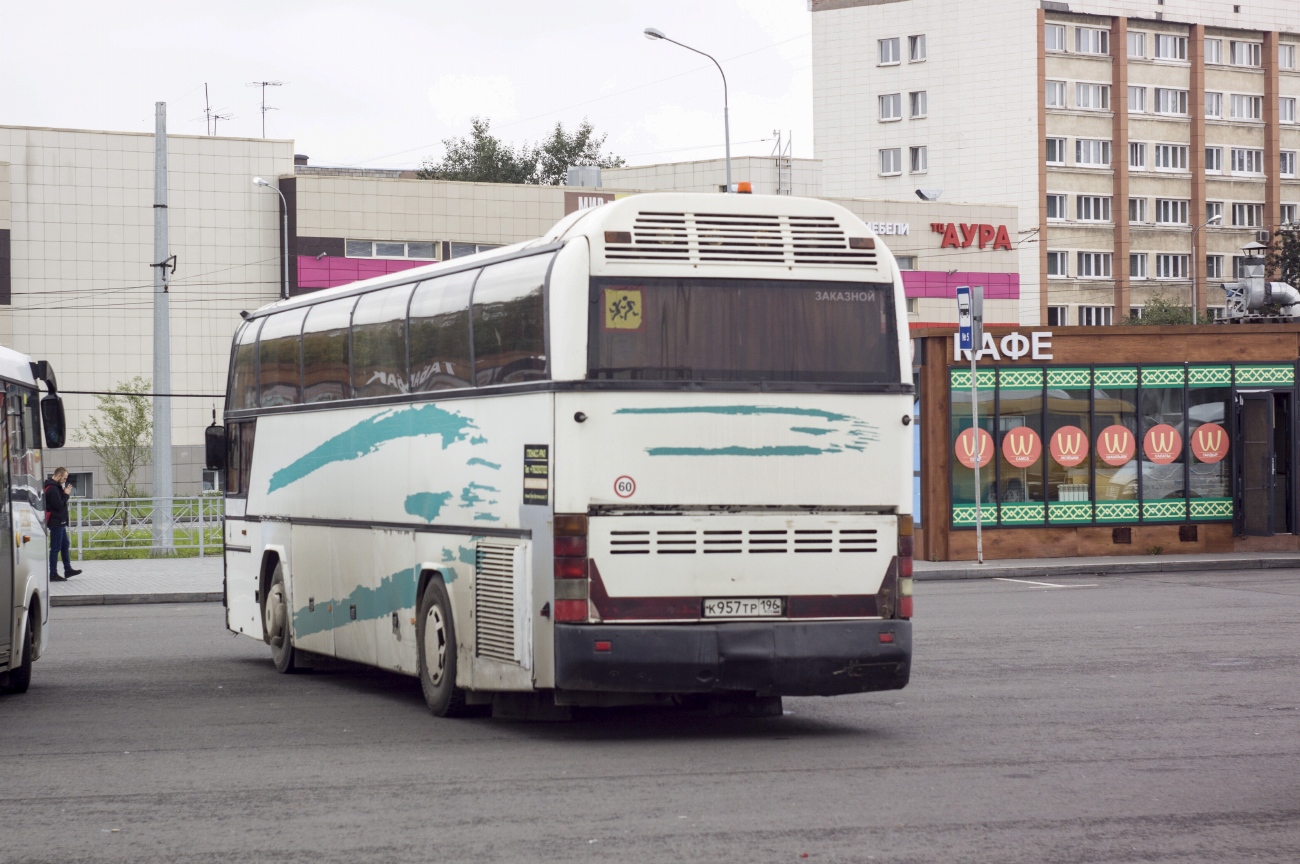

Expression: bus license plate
xmin=702 ymin=598 xmax=784 ymax=618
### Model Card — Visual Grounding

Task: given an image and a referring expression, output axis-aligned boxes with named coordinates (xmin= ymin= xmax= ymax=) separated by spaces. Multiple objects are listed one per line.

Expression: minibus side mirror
xmin=40 ymin=394 xmax=66 ymax=449
xmin=205 ymin=425 xmax=228 ymax=471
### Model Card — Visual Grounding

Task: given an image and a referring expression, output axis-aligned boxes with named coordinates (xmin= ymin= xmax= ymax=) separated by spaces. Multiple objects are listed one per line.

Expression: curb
xmin=915 ymin=555 xmax=1300 ymax=581
xmin=52 ymin=592 xmax=222 ymax=607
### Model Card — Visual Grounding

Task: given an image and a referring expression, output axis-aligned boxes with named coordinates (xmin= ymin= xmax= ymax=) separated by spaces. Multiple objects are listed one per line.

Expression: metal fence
xmin=68 ymin=496 xmax=224 ymax=559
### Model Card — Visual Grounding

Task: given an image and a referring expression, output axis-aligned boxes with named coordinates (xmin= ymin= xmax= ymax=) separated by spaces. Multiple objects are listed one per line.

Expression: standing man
xmin=44 ymin=468 xmax=81 ymax=582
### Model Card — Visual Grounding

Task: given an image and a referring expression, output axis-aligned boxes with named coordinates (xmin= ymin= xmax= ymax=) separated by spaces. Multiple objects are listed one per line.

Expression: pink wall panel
xmin=297 ymin=256 xmax=425 ymax=290
xmin=901 ymin=271 xmax=1020 ymax=300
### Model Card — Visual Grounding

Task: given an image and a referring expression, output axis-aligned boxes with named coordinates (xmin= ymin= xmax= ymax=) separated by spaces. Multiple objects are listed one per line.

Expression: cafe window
xmin=996 ymin=368 xmax=1046 ymax=525
xmin=1045 ymin=368 xmax=1093 ymax=524
xmin=949 ymin=368 xmax=995 ymax=526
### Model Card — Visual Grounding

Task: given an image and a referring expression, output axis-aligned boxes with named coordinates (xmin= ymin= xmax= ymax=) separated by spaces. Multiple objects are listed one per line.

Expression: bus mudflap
xmin=553 ymin=620 xmax=910 ymax=697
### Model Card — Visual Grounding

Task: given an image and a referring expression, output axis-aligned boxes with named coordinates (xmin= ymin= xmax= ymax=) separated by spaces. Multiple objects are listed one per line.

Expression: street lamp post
xmin=644 ymin=27 xmax=732 ymax=193
xmin=1190 ymin=213 xmax=1222 ymax=325
xmin=254 ymin=177 xmax=290 ymax=300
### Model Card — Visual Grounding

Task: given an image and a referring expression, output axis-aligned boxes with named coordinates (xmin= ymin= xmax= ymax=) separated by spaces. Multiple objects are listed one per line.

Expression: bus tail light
xmin=897 ymin=515 xmax=913 ymax=620
xmin=554 ymin=514 xmax=590 ymax=622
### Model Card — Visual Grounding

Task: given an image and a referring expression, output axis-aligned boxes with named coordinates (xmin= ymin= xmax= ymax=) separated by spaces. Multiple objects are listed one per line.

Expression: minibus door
xmin=0 ymin=411 xmax=13 ymax=665
xmin=1238 ymin=392 xmax=1274 ymax=536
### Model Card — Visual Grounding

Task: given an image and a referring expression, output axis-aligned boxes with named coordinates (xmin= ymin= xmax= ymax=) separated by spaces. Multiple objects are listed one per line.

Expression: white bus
xmin=210 ymin=192 xmax=913 ymax=717
xmin=0 ymin=348 xmax=67 ymax=695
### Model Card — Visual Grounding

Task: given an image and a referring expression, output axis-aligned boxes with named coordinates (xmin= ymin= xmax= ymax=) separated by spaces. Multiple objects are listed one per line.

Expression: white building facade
xmin=812 ymin=0 xmax=1300 ymax=326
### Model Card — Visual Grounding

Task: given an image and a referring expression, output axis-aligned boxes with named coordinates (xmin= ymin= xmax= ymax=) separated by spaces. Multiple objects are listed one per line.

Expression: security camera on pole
xmin=956 ymin=286 xmax=985 ymax=565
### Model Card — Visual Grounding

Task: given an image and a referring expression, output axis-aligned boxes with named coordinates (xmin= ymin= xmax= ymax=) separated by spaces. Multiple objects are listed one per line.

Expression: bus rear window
xmin=587 ymin=278 xmax=899 ymax=384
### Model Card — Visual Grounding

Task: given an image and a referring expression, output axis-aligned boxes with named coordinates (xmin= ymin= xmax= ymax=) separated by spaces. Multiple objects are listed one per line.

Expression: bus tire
xmin=1 ymin=609 xmax=35 ymax=694
xmin=417 ymin=578 xmax=469 ymax=717
xmin=264 ymin=561 xmax=296 ymax=674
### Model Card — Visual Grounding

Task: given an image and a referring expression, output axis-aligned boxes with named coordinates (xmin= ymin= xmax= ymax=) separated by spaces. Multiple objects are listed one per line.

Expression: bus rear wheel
xmin=263 ymin=561 xmax=296 ymax=674
xmin=0 ymin=610 xmax=34 ymax=694
xmin=417 ymin=578 xmax=470 ymax=717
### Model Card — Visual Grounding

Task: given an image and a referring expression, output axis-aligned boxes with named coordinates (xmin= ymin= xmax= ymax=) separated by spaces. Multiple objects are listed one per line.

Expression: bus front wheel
xmin=0 ymin=609 xmax=34 ymax=694
xmin=417 ymin=578 xmax=470 ymax=717
xmin=264 ymin=561 xmax=296 ymax=674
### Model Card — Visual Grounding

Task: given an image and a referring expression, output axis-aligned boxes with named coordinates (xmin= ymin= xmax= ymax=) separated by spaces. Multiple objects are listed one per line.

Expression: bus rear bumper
xmin=553 ymin=620 xmax=911 ymax=697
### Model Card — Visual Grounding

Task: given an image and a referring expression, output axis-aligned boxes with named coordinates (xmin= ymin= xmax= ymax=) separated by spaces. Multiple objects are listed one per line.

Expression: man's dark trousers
xmin=49 ymin=524 xmax=71 ymax=578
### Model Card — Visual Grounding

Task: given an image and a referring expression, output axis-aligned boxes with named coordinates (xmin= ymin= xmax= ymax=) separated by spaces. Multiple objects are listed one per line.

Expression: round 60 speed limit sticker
xmin=614 ymin=476 xmax=637 ymax=498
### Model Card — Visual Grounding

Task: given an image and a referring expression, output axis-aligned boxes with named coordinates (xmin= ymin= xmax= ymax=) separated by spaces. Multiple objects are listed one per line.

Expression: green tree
xmin=417 ymin=116 xmax=624 ymax=185
xmin=1267 ymin=224 xmax=1300 ymax=287
xmin=81 ymin=376 xmax=152 ymax=500
xmin=1122 ymin=291 xmax=1194 ymax=325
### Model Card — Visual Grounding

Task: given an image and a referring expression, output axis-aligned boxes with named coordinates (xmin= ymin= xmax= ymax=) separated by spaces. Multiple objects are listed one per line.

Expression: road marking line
xmin=993 ymin=577 xmax=1097 ymax=589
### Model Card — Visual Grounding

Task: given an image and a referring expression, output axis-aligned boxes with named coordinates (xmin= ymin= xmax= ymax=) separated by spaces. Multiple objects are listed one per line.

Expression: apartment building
xmin=811 ymin=0 xmax=1300 ymax=326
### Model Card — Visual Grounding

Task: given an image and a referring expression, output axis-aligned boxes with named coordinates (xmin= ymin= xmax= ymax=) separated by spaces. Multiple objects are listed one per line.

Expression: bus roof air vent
xmin=601 ymin=211 xmax=879 ymax=268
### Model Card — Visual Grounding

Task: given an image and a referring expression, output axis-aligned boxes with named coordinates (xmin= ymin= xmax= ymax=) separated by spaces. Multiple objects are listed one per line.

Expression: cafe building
xmin=913 ymin=323 xmax=1300 ymax=561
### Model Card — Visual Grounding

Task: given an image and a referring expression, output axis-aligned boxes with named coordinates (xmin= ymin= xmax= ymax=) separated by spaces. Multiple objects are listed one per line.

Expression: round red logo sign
xmin=954 ymin=427 xmax=994 ymax=469
xmin=1049 ymin=425 xmax=1089 ymax=467
xmin=1190 ymin=423 xmax=1228 ymax=464
xmin=1001 ymin=426 xmax=1042 ymax=468
xmin=1096 ymin=425 xmax=1136 ymax=467
xmin=1142 ymin=424 xmax=1183 ymax=465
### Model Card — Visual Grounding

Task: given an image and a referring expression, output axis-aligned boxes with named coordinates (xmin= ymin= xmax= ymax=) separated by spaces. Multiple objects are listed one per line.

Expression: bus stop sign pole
xmin=956 ymin=286 xmax=985 ymax=565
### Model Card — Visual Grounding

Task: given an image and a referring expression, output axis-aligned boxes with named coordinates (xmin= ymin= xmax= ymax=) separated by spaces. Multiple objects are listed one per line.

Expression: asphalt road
xmin=2 ymin=570 xmax=1299 ymax=864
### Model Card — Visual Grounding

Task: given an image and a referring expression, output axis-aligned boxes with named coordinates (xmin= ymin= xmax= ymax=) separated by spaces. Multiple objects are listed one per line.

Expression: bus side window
xmin=352 ymin=284 xmax=415 ymax=398
xmin=409 ymin=270 xmax=476 ymax=392
xmin=472 ymin=253 xmax=552 ymax=385
xmin=303 ymin=297 xmax=357 ymax=403
xmin=258 ymin=308 xmax=307 ymax=407
xmin=229 ymin=319 xmax=263 ymax=411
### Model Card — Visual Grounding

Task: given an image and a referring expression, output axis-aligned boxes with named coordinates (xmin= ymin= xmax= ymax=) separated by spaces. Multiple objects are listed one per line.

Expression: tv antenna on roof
xmin=246 ymin=80 xmax=284 ymax=137
xmin=204 ymin=84 xmax=232 ymax=136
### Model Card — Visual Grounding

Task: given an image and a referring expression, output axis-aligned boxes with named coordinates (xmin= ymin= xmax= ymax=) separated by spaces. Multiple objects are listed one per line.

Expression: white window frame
xmin=1205 ymin=91 xmax=1223 ymax=119
xmin=879 ymin=93 xmax=902 ymax=121
xmin=1231 ymin=94 xmax=1263 ymax=121
xmin=1230 ymin=40 xmax=1262 ymax=67
xmin=1206 ymin=201 xmax=1224 ymax=225
xmin=1155 ymin=199 xmax=1189 ymax=225
xmin=878 ymin=37 xmax=901 ymax=65
xmin=1155 ymin=254 xmax=1190 ymax=279
xmin=909 ymin=90 xmax=928 ymax=118
xmin=1046 ymin=80 xmax=1066 ymax=108
xmin=1128 ymin=85 xmax=1147 ymax=113
xmin=908 ymin=34 xmax=926 ymax=62
xmin=1153 ymin=143 xmax=1188 ymax=171
xmin=879 ymin=148 xmax=902 ymax=176
xmin=1282 ymin=151 xmax=1297 ymax=178
xmin=1130 ymin=253 xmax=1148 ymax=279
xmin=1076 ymin=27 xmax=1109 ymax=55
xmin=1129 ymin=141 xmax=1147 ymax=170
xmin=1047 ymin=306 xmax=1069 ymax=326
xmin=1127 ymin=31 xmax=1146 ymax=58
xmin=1128 ymin=197 xmax=1148 ymax=224
xmin=1046 ymin=137 xmax=1067 ymax=165
xmin=1232 ymin=202 xmax=1264 ymax=228
xmin=1076 ymin=139 xmax=1112 ymax=167
xmin=1205 ymin=147 xmax=1223 ymax=173
xmin=1045 ymin=24 xmax=1066 ymax=53
xmin=1047 ymin=194 xmax=1068 ymax=221
xmin=909 ymin=145 xmax=928 ymax=173
xmin=1281 ymin=43 xmax=1297 ymax=70
xmin=1047 ymin=251 xmax=1069 ymax=277
xmin=1231 ymin=148 xmax=1264 ymax=175
xmin=1206 ymin=255 xmax=1224 ymax=280
xmin=1282 ymin=97 xmax=1297 ymax=124
xmin=1154 ymin=88 xmax=1188 ymax=116
xmin=344 ymin=240 xmax=438 ymax=260
xmin=1154 ymin=34 xmax=1187 ymax=61
xmin=1077 ymin=252 xmax=1113 ymax=279
xmin=1077 ymin=195 xmax=1112 ymax=222
xmin=1281 ymin=204 xmax=1299 ymax=227
xmin=1076 ymin=82 xmax=1110 ymax=111
xmin=1079 ymin=306 xmax=1113 ymax=326
xmin=1205 ymin=38 xmax=1223 ymax=65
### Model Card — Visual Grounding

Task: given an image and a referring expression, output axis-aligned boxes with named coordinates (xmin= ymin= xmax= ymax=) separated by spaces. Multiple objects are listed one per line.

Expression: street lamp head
xmin=253 ymin=177 xmax=270 ymax=187
xmin=644 ymin=27 xmax=666 ymax=40
xmin=1208 ymin=213 xmax=1222 ymax=224
xmin=915 ymin=188 xmax=943 ymax=202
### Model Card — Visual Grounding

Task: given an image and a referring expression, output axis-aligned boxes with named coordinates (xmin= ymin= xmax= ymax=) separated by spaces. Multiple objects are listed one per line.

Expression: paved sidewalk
xmin=915 ymin=550 xmax=1300 ymax=581
xmin=48 ymin=558 xmax=223 ymax=606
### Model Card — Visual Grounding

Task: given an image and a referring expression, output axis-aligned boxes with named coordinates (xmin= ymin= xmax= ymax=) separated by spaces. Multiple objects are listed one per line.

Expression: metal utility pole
xmin=643 ymin=28 xmax=731 ymax=192
xmin=151 ymin=102 xmax=175 ymax=554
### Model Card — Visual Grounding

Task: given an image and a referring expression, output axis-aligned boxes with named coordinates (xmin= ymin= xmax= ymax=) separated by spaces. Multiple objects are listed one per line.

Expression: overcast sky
xmin=3 ymin=1 xmax=811 ymax=170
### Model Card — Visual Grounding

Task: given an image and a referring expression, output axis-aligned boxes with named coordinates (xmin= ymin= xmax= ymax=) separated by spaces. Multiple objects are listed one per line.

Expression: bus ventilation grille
xmin=475 ymin=542 xmax=518 ymax=663
xmin=608 ymin=528 xmax=879 ymax=555
xmin=603 ymin=212 xmax=879 ymax=267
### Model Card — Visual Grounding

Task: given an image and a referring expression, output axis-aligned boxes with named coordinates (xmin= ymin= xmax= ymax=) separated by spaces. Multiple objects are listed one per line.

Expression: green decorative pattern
xmin=950 ymin=368 xmax=997 ymax=389
xmin=1048 ymin=501 xmax=1094 ymax=523
xmin=1048 ymin=368 xmax=1091 ymax=389
xmin=952 ymin=504 xmax=997 ymax=527
xmin=1188 ymin=365 xmax=1231 ymax=387
xmin=1141 ymin=366 xmax=1185 ymax=388
xmin=1094 ymin=367 xmax=1138 ymax=388
xmin=1235 ymin=364 xmax=1295 ymax=387
xmin=999 ymin=502 xmax=1046 ymax=525
xmin=1142 ymin=499 xmax=1187 ymax=522
xmin=1189 ymin=498 xmax=1233 ymax=521
xmin=999 ymin=368 xmax=1043 ymax=390
xmin=1095 ymin=500 xmax=1140 ymax=522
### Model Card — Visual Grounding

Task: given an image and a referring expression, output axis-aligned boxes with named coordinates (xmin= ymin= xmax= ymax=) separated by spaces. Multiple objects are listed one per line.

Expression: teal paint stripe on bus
xmin=646 ymin=445 xmax=837 ymax=457
xmin=615 ymin=405 xmax=852 ymax=422
xmin=268 ymin=404 xmax=479 ymax=494
xmin=292 ymin=566 xmax=419 ymax=639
